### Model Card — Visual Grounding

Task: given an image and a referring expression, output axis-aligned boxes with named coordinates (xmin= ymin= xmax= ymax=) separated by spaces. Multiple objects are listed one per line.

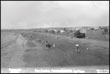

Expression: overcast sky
xmin=1 ymin=1 xmax=109 ymax=29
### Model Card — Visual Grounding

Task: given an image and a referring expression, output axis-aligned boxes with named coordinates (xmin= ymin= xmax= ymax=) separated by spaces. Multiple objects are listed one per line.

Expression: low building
xmin=80 ymin=28 xmax=87 ymax=33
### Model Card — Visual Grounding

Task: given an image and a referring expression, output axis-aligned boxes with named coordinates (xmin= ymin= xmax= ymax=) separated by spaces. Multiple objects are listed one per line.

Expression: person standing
xmin=52 ymin=44 xmax=55 ymax=47
xmin=75 ymin=44 xmax=80 ymax=53
xmin=45 ymin=40 xmax=56 ymax=49
xmin=45 ymin=40 xmax=51 ymax=48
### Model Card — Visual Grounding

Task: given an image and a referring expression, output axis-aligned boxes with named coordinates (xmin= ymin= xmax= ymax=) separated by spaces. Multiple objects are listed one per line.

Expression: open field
xmin=1 ymin=29 xmax=109 ymax=70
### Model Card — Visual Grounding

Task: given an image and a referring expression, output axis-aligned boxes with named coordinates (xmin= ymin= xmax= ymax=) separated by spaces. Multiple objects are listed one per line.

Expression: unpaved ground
xmin=1 ymin=32 xmax=109 ymax=69
xmin=1 ymin=34 xmax=27 ymax=68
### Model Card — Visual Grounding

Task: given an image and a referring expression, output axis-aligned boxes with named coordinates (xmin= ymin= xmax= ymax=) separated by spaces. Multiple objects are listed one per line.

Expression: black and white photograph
xmin=1 ymin=1 xmax=109 ymax=73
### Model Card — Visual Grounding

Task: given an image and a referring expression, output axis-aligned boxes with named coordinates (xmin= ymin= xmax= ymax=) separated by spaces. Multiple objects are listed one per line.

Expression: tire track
xmin=7 ymin=34 xmax=27 ymax=68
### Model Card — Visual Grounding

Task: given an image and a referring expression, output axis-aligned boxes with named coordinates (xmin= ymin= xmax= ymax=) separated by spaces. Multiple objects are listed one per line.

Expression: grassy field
xmin=1 ymin=30 xmax=109 ymax=69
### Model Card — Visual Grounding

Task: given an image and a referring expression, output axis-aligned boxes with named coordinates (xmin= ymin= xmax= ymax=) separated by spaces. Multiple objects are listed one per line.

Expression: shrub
xmin=74 ymin=30 xmax=86 ymax=38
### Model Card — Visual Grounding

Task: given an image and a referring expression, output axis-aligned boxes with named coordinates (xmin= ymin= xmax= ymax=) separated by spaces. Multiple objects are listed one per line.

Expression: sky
xmin=1 ymin=1 xmax=109 ymax=29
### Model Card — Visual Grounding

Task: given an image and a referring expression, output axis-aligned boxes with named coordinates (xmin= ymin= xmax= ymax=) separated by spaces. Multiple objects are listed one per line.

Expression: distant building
xmin=53 ymin=29 xmax=58 ymax=33
xmin=94 ymin=27 xmax=99 ymax=31
xmin=59 ymin=30 xmax=65 ymax=33
xmin=57 ymin=29 xmax=65 ymax=33
xmin=80 ymin=28 xmax=87 ymax=33
xmin=86 ymin=27 xmax=92 ymax=31
xmin=74 ymin=27 xmax=81 ymax=31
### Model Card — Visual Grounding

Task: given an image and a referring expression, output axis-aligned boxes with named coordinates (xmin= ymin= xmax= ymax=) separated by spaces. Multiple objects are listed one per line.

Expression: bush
xmin=101 ymin=28 xmax=108 ymax=35
xmin=74 ymin=30 xmax=86 ymax=38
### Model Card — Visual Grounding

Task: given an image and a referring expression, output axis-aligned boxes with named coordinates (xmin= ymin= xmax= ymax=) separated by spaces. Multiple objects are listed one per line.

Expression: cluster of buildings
xmin=43 ymin=26 xmax=109 ymax=40
xmin=45 ymin=29 xmax=65 ymax=34
xmin=45 ymin=26 xmax=108 ymax=34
